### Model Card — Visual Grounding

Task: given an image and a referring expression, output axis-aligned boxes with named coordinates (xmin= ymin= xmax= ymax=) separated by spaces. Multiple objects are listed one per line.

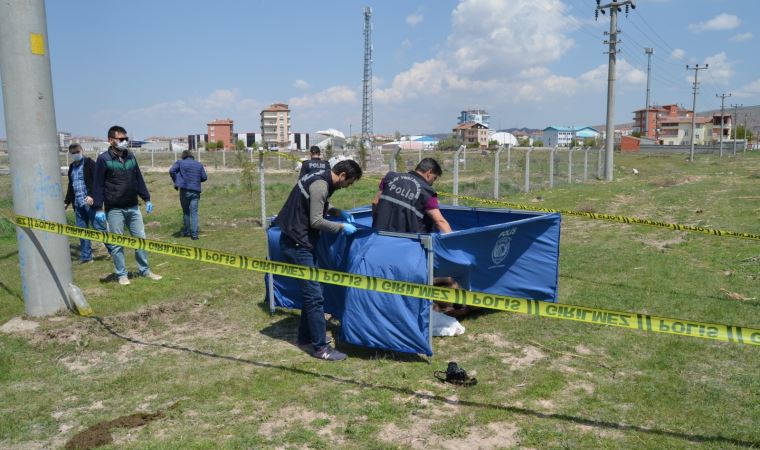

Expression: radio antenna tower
xmin=361 ymin=6 xmax=373 ymax=144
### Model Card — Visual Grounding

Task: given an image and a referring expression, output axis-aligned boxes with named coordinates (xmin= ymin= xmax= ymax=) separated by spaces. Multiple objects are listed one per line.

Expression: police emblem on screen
xmin=490 ymin=228 xmax=516 ymax=267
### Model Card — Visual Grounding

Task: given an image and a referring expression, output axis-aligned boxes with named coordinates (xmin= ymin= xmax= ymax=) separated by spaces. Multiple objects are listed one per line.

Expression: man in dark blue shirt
xmin=170 ymin=150 xmax=208 ymax=240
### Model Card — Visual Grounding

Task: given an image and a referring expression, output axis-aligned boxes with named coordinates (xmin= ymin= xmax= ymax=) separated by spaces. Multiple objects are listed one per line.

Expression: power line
xmin=631 ymin=8 xmax=678 ymax=54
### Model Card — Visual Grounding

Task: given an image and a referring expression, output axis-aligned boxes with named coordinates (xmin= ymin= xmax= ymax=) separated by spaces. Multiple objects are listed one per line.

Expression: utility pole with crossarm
xmin=595 ymin=0 xmax=636 ymax=182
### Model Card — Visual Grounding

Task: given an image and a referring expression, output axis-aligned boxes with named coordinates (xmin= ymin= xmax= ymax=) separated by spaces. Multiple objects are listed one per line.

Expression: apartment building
xmin=453 ymin=122 xmax=489 ymax=148
xmin=260 ymin=103 xmax=291 ymax=149
xmin=457 ymin=108 xmax=491 ymax=127
xmin=207 ymin=119 xmax=234 ymax=149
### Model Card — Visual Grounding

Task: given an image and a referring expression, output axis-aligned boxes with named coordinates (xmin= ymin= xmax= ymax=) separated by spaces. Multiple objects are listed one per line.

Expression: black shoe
xmin=191 ymin=236 xmax=199 ymax=240
xmin=312 ymin=346 xmax=347 ymax=361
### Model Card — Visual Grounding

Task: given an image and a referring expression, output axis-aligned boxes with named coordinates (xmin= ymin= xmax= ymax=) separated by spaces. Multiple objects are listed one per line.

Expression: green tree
xmin=517 ymin=137 xmax=530 ymax=147
xmin=236 ymin=139 xmax=245 ymax=151
xmin=731 ymin=125 xmax=753 ymax=141
xmin=436 ymin=136 xmax=460 ymax=151
xmin=216 ymin=140 xmax=225 ymax=151
xmin=488 ymin=139 xmax=499 ymax=149
xmin=533 ymin=139 xmax=544 ymax=147
xmin=583 ymin=138 xmax=596 ymax=147
xmin=325 ymin=143 xmax=334 ymax=160
xmin=630 ymin=131 xmax=642 ymax=138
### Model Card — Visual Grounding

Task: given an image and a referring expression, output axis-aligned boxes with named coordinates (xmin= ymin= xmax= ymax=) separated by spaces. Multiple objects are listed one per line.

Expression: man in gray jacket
xmin=274 ymin=160 xmax=362 ymax=361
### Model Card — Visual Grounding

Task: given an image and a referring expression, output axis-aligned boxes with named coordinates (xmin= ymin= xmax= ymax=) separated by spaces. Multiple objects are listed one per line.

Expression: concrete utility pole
xmin=644 ymin=48 xmax=653 ymax=138
xmin=0 ymin=0 xmax=73 ymax=316
xmin=686 ymin=64 xmax=708 ymax=162
xmin=716 ymin=93 xmax=731 ymax=157
xmin=730 ymin=103 xmax=741 ymax=156
xmin=596 ymin=0 xmax=636 ymax=182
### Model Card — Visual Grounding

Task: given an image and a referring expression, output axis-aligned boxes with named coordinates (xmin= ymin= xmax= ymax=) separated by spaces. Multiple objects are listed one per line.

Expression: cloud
xmin=671 ymin=48 xmax=685 ymax=60
xmin=203 ymin=89 xmax=237 ymax=109
xmin=730 ymin=32 xmax=752 ymax=42
xmin=406 ymin=13 xmax=424 ymax=26
xmin=288 ymin=85 xmax=357 ymax=109
xmin=735 ymin=78 xmax=760 ymax=97
xmin=376 ymin=0 xmax=576 ymax=104
xmin=97 ymin=89 xmax=263 ymax=137
xmin=704 ymin=52 xmax=734 ymax=85
xmin=688 ymin=13 xmax=740 ymax=32
xmin=293 ymin=79 xmax=310 ymax=90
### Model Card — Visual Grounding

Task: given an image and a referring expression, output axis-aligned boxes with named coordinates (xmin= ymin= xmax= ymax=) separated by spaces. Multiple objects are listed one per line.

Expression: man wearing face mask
xmin=92 ymin=125 xmax=162 ymax=286
xmin=64 ymin=143 xmax=98 ymax=264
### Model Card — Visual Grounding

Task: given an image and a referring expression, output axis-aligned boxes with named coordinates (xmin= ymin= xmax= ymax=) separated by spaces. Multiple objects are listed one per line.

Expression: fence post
xmin=597 ymin=147 xmax=603 ymax=179
xmin=549 ymin=147 xmax=555 ymax=188
xmin=506 ymin=144 xmax=511 ymax=169
xmin=494 ymin=144 xmax=505 ymax=199
xmin=151 ymin=147 xmax=154 ymax=168
xmin=222 ymin=149 xmax=226 ymax=168
xmin=567 ymin=147 xmax=573 ymax=184
xmin=453 ymin=145 xmax=464 ymax=206
xmin=583 ymin=147 xmax=589 ymax=181
xmin=389 ymin=145 xmax=401 ymax=172
xmin=524 ymin=148 xmax=531 ymax=193
xmin=258 ymin=149 xmax=266 ymax=227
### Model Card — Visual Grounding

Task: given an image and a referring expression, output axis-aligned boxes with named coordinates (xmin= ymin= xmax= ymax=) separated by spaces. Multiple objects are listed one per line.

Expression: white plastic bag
xmin=431 ymin=310 xmax=465 ymax=336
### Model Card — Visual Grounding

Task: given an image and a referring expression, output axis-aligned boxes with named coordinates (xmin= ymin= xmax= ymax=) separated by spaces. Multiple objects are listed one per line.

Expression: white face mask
xmin=115 ymin=140 xmax=129 ymax=150
xmin=72 ymin=153 xmax=83 ymax=161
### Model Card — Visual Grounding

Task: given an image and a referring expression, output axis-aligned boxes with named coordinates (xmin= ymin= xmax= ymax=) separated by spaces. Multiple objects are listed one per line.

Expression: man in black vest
xmin=372 ymin=157 xmax=452 ymax=234
xmin=298 ymin=145 xmax=330 ymax=177
xmin=92 ymin=125 xmax=162 ymax=286
xmin=275 ymin=159 xmax=362 ymax=361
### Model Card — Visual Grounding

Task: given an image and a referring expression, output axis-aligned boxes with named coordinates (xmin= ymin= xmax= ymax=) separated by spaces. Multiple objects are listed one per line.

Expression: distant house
xmin=542 ymin=126 xmax=600 ymax=147
xmin=453 ymin=122 xmax=489 ymax=148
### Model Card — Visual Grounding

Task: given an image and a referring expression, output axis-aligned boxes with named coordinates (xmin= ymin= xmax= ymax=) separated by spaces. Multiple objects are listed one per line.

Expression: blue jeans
xmin=179 ymin=189 xmax=201 ymax=238
xmin=73 ymin=203 xmax=97 ymax=261
xmin=105 ymin=206 xmax=150 ymax=278
xmin=279 ymin=238 xmax=327 ymax=351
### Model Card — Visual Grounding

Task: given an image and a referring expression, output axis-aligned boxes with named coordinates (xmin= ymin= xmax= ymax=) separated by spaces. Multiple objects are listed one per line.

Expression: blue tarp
xmin=266 ymin=205 xmax=561 ymax=355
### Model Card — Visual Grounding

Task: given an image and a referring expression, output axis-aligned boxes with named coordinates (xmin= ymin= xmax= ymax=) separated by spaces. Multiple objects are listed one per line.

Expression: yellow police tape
xmin=13 ymin=215 xmax=760 ymax=346
xmin=358 ymin=170 xmax=760 ymax=241
xmin=435 ymin=191 xmax=760 ymax=241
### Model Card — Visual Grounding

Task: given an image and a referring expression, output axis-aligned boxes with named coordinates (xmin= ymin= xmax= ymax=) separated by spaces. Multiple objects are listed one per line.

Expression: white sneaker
xmin=144 ymin=272 xmax=162 ymax=281
xmin=118 ymin=276 xmax=131 ymax=286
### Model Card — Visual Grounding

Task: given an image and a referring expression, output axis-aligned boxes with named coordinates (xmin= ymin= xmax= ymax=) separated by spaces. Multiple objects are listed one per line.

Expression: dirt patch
xmin=650 ymin=174 xmax=705 ymax=188
xmin=0 ymin=317 xmax=39 ymax=334
xmin=501 ymin=345 xmax=545 ymax=369
xmin=469 ymin=333 xmax=546 ymax=369
xmin=635 ymin=233 xmax=687 ymax=251
xmin=258 ymin=406 xmax=344 ymax=445
xmin=379 ymin=420 xmax=519 ymax=449
xmin=63 ymin=403 xmax=175 ymax=450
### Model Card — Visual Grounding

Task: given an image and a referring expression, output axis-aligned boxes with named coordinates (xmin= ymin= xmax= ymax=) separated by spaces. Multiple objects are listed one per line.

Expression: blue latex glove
xmin=341 ymin=223 xmax=357 ymax=235
xmin=146 ymin=201 xmax=154 ymax=214
xmin=340 ymin=211 xmax=355 ymax=223
xmin=95 ymin=211 xmax=106 ymax=225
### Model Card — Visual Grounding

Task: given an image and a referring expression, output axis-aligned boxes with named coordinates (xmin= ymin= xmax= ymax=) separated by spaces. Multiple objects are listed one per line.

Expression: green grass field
xmin=0 ymin=151 xmax=758 ymax=449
